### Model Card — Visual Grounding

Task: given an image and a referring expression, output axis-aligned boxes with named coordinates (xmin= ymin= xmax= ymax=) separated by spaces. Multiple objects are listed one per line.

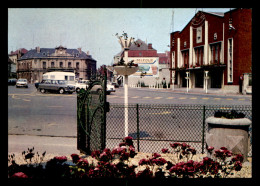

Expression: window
xmin=196 ymin=27 xmax=202 ymax=43
xmin=227 ymin=38 xmax=233 ymax=83
xmin=68 ymin=62 xmax=72 ymax=68
xmin=76 ymin=62 xmax=80 ymax=69
xmin=172 ymin=51 xmax=175 ymax=68
xmin=69 ymin=76 xmax=74 ymax=81
xmin=60 ymin=62 xmax=63 ymax=68
xmin=181 ymin=50 xmax=189 ymax=68
xmin=51 ymin=62 xmax=55 ymax=68
xmin=209 ymin=43 xmax=221 ymax=65
xmin=43 ymin=62 xmax=46 ymax=69
xmin=194 ymin=47 xmax=204 ymax=66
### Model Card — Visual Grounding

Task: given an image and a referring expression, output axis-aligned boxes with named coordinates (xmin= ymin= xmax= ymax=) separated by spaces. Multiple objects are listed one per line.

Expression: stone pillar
xmin=206 ymin=116 xmax=251 ymax=161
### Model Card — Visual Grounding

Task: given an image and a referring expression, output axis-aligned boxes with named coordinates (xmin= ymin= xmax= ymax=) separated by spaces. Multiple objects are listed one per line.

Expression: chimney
xmin=148 ymin=43 xmax=153 ymax=49
xmin=87 ymin=51 xmax=89 ymax=55
xmin=36 ymin=46 xmax=40 ymax=53
xmin=78 ymin=48 xmax=82 ymax=54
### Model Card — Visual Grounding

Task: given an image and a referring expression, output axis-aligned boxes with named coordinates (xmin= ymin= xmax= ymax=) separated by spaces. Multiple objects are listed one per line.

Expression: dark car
xmin=8 ymin=79 xmax=17 ymax=86
xmin=38 ymin=79 xmax=75 ymax=94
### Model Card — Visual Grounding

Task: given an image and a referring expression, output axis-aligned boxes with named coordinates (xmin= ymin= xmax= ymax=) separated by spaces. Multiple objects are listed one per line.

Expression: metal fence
xmin=106 ymin=104 xmax=252 ymax=157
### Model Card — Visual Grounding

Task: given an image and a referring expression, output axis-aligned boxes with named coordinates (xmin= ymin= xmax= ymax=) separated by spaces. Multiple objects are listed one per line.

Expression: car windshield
xmin=18 ymin=79 xmax=27 ymax=82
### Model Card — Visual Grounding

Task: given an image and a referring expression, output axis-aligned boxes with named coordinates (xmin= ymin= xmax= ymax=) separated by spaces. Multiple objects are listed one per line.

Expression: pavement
xmin=137 ymin=86 xmax=252 ymax=97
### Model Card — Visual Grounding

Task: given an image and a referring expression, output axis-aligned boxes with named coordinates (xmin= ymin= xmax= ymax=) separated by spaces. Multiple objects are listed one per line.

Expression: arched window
xmin=51 ymin=62 xmax=55 ymax=68
xmin=60 ymin=62 xmax=63 ymax=68
xmin=68 ymin=62 xmax=72 ymax=68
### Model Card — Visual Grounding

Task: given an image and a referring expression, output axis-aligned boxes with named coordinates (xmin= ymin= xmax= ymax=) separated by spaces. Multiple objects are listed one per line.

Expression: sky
xmin=8 ymin=8 xmax=233 ymax=68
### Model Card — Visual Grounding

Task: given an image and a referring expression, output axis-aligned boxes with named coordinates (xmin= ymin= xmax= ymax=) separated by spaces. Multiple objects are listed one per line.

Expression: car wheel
xmin=59 ymin=88 xmax=65 ymax=94
xmin=40 ymin=89 xmax=45 ymax=93
xmin=76 ymin=88 xmax=80 ymax=93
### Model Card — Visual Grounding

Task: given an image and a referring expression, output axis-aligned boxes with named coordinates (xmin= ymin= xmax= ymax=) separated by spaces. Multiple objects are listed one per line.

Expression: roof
xmin=129 ymin=39 xmax=155 ymax=50
xmin=9 ymin=48 xmax=28 ymax=55
xmin=19 ymin=47 xmax=96 ymax=61
xmin=204 ymin=12 xmax=224 ymax=17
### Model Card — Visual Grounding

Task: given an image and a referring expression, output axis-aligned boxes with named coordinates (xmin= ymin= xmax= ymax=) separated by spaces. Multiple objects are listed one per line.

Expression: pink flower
xmin=10 ymin=172 xmax=28 ymax=178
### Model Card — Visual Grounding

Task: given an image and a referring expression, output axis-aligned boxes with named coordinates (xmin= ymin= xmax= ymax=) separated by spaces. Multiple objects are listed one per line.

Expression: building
xmin=8 ymin=48 xmax=28 ymax=78
xmin=170 ymin=8 xmax=252 ymax=94
xmin=113 ymin=39 xmax=170 ymax=87
xmin=17 ymin=46 xmax=97 ymax=83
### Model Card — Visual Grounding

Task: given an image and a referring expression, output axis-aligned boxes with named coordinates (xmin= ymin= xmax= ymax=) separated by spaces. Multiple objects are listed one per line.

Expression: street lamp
xmin=172 ymin=71 xmax=175 ymax=91
xmin=114 ymin=33 xmax=139 ymax=137
xmin=185 ymin=71 xmax=190 ymax=93
xmin=204 ymin=71 xmax=209 ymax=94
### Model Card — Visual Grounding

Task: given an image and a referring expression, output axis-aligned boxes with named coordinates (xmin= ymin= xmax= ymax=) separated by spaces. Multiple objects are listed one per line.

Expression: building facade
xmin=170 ymin=8 xmax=252 ymax=94
xmin=114 ymin=39 xmax=170 ymax=87
xmin=17 ymin=46 xmax=97 ymax=83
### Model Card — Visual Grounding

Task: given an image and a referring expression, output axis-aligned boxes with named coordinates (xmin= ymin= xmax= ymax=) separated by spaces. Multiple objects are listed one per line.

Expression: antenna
xmin=33 ymin=34 xmax=34 ymax=48
xmin=170 ymin=9 xmax=174 ymax=33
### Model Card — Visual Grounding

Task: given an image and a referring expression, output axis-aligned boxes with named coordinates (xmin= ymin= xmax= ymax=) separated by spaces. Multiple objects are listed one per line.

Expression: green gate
xmin=77 ymin=70 xmax=108 ymax=155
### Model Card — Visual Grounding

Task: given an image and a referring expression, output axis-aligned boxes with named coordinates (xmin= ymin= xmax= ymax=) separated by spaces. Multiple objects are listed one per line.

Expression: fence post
xmin=136 ymin=104 xmax=140 ymax=152
xmin=202 ymin=105 xmax=206 ymax=154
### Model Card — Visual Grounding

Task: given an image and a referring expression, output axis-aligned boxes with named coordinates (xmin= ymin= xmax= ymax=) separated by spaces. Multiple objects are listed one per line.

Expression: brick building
xmin=17 ymin=45 xmax=97 ymax=83
xmin=170 ymin=8 xmax=252 ymax=94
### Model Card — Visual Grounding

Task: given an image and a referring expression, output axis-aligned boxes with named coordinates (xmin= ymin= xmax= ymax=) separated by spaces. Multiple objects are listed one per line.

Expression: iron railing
xmin=106 ymin=104 xmax=252 ymax=156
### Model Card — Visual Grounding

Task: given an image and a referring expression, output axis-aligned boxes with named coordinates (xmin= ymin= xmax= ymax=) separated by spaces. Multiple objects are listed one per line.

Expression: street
xmin=8 ymin=84 xmax=252 ymax=155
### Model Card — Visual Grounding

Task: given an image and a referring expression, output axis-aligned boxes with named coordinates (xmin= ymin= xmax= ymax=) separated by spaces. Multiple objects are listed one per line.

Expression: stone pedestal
xmin=206 ymin=116 xmax=251 ymax=161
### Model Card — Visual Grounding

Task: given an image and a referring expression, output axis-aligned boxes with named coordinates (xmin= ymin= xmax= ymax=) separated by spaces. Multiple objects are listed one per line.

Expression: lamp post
xmin=114 ymin=33 xmax=139 ymax=137
xmin=205 ymin=71 xmax=209 ymax=94
xmin=172 ymin=71 xmax=175 ymax=91
xmin=185 ymin=71 xmax=190 ymax=93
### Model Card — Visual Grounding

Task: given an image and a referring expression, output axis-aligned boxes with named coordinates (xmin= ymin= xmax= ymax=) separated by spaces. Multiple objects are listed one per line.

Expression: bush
xmin=8 ymin=137 xmax=244 ymax=178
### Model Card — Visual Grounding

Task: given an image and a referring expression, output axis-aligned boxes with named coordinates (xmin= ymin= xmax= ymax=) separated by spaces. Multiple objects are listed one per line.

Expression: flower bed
xmin=8 ymin=137 xmax=248 ymax=178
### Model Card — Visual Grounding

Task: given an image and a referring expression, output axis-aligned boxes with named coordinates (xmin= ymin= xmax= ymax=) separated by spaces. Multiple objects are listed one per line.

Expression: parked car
xmin=111 ymin=82 xmax=119 ymax=88
xmin=76 ymin=80 xmax=115 ymax=95
xmin=8 ymin=78 xmax=17 ymax=86
xmin=75 ymin=80 xmax=89 ymax=93
xmin=35 ymin=80 xmax=45 ymax=89
xmin=38 ymin=80 xmax=75 ymax=94
xmin=16 ymin=78 xmax=28 ymax=88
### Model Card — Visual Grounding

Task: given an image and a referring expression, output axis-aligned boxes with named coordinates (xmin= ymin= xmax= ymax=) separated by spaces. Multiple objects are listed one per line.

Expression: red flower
xmin=71 ymin=153 xmax=80 ymax=163
xmin=170 ymin=142 xmax=181 ymax=148
xmin=10 ymin=172 xmax=28 ymax=178
xmin=152 ymin=153 xmax=161 ymax=159
xmin=235 ymin=154 xmax=244 ymax=162
xmin=207 ymin=146 xmax=214 ymax=153
xmin=54 ymin=156 xmax=67 ymax=163
xmin=234 ymin=161 xmax=242 ymax=171
xmin=139 ymin=158 xmax=149 ymax=166
xmin=161 ymin=148 xmax=169 ymax=153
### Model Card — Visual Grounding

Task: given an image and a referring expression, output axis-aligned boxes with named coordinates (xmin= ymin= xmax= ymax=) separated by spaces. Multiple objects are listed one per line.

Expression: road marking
xmin=190 ymin=97 xmax=197 ymax=99
xmin=154 ymin=97 xmax=162 ymax=99
xmin=226 ymin=98 xmax=233 ymax=100
xmin=47 ymin=106 xmax=63 ymax=108
xmin=179 ymin=97 xmax=186 ymax=99
xmin=143 ymin=97 xmax=151 ymax=99
xmin=131 ymin=96 xmax=140 ymax=98
xmin=238 ymin=98 xmax=245 ymax=101
xmin=166 ymin=97 xmax=174 ymax=99
xmin=202 ymin=97 xmax=209 ymax=100
xmin=22 ymin=99 xmax=31 ymax=102
xmin=214 ymin=98 xmax=221 ymax=100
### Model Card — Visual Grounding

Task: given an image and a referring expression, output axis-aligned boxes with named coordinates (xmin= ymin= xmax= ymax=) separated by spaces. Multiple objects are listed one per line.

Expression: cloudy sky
xmin=8 ymin=8 xmax=232 ymax=67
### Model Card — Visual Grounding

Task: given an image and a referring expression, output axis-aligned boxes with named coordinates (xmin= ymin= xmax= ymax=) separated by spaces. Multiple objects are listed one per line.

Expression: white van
xmin=42 ymin=72 xmax=75 ymax=85
xmin=42 ymin=71 xmax=87 ymax=92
